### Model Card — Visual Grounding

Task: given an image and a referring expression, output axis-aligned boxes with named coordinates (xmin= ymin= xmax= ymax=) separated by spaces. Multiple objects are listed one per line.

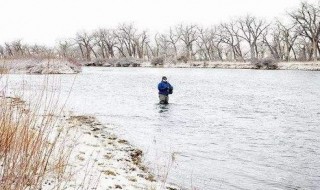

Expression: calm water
xmin=4 ymin=67 xmax=320 ymax=189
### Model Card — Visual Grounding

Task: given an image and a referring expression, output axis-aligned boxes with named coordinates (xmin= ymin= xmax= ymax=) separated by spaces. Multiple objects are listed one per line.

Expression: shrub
xmin=115 ymin=58 xmax=141 ymax=67
xmin=177 ymin=55 xmax=188 ymax=63
xmin=253 ymin=58 xmax=278 ymax=70
xmin=151 ymin=56 xmax=165 ymax=66
xmin=0 ymin=67 xmax=8 ymax=74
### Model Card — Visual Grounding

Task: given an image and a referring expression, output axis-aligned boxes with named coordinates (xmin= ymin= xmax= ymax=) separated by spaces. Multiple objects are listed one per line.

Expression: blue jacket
xmin=158 ymin=81 xmax=173 ymax=95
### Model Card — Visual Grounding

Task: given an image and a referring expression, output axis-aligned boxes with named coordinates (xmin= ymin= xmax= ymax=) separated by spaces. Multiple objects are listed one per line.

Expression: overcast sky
xmin=0 ymin=0 xmax=318 ymax=46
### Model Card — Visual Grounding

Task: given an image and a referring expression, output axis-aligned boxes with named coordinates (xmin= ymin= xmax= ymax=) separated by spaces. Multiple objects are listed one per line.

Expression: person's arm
xmin=158 ymin=83 xmax=166 ymax=91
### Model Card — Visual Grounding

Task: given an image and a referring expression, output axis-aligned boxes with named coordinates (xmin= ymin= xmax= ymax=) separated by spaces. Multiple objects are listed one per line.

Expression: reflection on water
xmin=157 ymin=103 xmax=171 ymax=113
xmin=3 ymin=67 xmax=320 ymax=190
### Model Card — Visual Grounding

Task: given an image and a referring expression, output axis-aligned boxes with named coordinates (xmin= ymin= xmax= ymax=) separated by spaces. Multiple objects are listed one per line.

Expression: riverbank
xmin=53 ymin=114 xmax=180 ymax=190
xmin=84 ymin=59 xmax=320 ymax=71
xmin=140 ymin=61 xmax=320 ymax=71
xmin=2 ymin=58 xmax=320 ymax=73
xmin=0 ymin=58 xmax=81 ymax=74
xmin=0 ymin=94 xmax=180 ymax=189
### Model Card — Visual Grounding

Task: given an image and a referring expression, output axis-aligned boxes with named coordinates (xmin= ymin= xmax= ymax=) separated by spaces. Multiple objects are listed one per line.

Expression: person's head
xmin=162 ymin=76 xmax=167 ymax=82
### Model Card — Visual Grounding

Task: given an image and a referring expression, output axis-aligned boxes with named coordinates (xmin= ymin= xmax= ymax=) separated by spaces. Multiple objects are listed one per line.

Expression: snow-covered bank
xmin=0 ymin=58 xmax=81 ymax=74
xmin=277 ymin=62 xmax=320 ymax=71
xmin=45 ymin=115 xmax=180 ymax=190
xmin=79 ymin=57 xmax=320 ymax=71
xmin=140 ymin=61 xmax=320 ymax=71
xmin=0 ymin=94 xmax=179 ymax=189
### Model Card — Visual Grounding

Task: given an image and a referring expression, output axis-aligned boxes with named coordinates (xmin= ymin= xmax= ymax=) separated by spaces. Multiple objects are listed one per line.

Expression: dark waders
xmin=159 ymin=94 xmax=169 ymax=104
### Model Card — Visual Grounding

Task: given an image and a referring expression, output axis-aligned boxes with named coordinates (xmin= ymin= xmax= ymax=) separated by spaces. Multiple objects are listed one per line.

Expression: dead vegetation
xmin=0 ymin=95 xmax=71 ymax=189
xmin=0 ymin=72 xmax=78 ymax=190
xmin=0 ymin=58 xmax=81 ymax=74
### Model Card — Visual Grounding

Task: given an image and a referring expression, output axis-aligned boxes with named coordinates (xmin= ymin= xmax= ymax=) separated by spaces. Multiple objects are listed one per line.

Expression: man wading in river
xmin=158 ymin=76 xmax=173 ymax=104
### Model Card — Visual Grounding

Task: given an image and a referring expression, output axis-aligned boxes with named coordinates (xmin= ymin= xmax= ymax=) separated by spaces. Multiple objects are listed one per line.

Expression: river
xmin=3 ymin=67 xmax=320 ymax=189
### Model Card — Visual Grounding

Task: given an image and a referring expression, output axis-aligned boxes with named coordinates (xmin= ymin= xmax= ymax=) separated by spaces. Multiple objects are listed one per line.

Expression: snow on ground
xmin=0 ymin=58 xmax=81 ymax=74
xmin=0 ymin=95 xmax=179 ymax=189
xmin=141 ymin=61 xmax=320 ymax=70
xmin=42 ymin=115 xmax=180 ymax=190
xmin=277 ymin=61 xmax=320 ymax=71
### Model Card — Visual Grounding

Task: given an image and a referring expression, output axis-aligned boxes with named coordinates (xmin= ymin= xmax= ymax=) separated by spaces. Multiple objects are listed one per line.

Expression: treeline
xmin=1 ymin=1 xmax=320 ymax=63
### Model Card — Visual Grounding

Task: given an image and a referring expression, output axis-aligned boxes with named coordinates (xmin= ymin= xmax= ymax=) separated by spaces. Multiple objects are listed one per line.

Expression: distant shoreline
xmin=85 ymin=61 xmax=320 ymax=71
xmin=2 ymin=58 xmax=320 ymax=74
xmin=0 ymin=58 xmax=81 ymax=74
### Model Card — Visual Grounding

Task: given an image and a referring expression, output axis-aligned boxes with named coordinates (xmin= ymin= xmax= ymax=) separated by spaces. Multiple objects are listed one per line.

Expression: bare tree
xmin=237 ymin=15 xmax=270 ymax=61
xmin=103 ymin=29 xmax=117 ymax=58
xmin=0 ymin=45 xmax=4 ymax=58
xmin=113 ymin=23 xmax=150 ymax=59
xmin=209 ymin=27 xmax=225 ymax=61
xmin=167 ymin=27 xmax=181 ymax=58
xmin=29 ymin=44 xmax=53 ymax=57
xmin=93 ymin=29 xmax=118 ymax=59
xmin=150 ymin=33 xmax=172 ymax=60
xmin=263 ymin=26 xmax=283 ymax=60
xmin=57 ymin=40 xmax=74 ymax=58
xmin=176 ymin=24 xmax=198 ymax=60
xmin=289 ymin=2 xmax=320 ymax=61
xmin=278 ymin=21 xmax=298 ymax=61
xmin=75 ymin=31 xmax=95 ymax=61
xmin=151 ymin=33 xmax=161 ymax=57
xmin=219 ymin=22 xmax=245 ymax=61
xmin=93 ymin=30 xmax=107 ymax=59
xmin=134 ymin=30 xmax=149 ymax=59
xmin=196 ymin=26 xmax=212 ymax=60
xmin=11 ymin=40 xmax=25 ymax=57
xmin=4 ymin=43 xmax=13 ymax=57
xmin=196 ymin=26 xmax=224 ymax=61
xmin=115 ymin=23 xmax=137 ymax=58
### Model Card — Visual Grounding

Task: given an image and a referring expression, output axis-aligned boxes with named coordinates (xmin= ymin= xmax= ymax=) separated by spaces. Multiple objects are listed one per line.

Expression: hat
xmin=162 ymin=76 xmax=167 ymax=80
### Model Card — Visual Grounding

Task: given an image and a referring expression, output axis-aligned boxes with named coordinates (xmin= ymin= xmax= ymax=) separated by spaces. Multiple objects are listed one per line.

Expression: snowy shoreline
xmin=139 ymin=61 xmax=320 ymax=71
xmin=0 ymin=58 xmax=81 ymax=74
xmin=84 ymin=60 xmax=320 ymax=71
xmin=2 ymin=59 xmax=320 ymax=73
xmin=47 ymin=114 xmax=181 ymax=190
xmin=0 ymin=94 xmax=180 ymax=190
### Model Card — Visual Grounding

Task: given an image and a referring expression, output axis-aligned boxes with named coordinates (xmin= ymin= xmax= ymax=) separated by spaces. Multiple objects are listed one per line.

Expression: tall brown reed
xmin=0 ymin=75 xmax=72 ymax=190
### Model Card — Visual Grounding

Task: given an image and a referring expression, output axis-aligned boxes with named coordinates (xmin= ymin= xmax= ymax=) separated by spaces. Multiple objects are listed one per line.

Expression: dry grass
xmin=0 ymin=68 xmax=8 ymax=74
xmin=0 ymin=75 xmax=74 ymax=190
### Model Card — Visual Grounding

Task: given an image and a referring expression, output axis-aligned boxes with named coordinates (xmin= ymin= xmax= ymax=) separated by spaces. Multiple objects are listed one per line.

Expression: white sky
xmin=0 ymin=0 xmax=318 ymax=46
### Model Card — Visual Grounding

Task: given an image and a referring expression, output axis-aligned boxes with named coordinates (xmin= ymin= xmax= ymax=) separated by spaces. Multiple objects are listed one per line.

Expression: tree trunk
xmin=250 ymin=44 xmax=256 ymax=62
xmin=79 ymin=45 xmax=85 ymax=60
xmin=313 ymin=38 xmax=318 ymax=62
